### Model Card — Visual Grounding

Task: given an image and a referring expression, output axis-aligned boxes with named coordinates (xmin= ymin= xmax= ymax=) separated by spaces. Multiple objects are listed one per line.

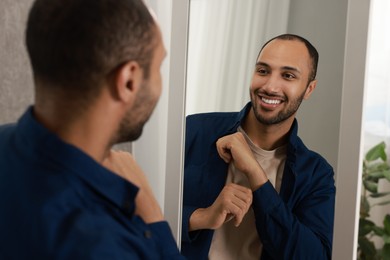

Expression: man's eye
xmin=283 ymin=73 xmax=295 ymax=80
xmin=256 ymin=68 xmax=268 ymax=75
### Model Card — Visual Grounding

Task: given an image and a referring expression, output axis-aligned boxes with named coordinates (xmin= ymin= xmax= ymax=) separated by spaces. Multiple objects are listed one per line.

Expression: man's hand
xmin=189 ymin=183 xmax=252 ymax=231
xmin=216 ymin=132 xmax=268 ymax=190
xmin=102 ymin=150 xmax=164 ymax=223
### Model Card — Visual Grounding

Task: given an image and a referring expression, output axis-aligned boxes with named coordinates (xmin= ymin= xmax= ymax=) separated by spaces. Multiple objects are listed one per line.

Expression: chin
xmin=115 ymin=125 xmax=144 ymax=144
xmin=127 ymin=127 xmax=144 ymax=143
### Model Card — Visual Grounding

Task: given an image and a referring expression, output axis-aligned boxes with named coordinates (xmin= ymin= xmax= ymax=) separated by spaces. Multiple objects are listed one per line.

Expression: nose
xmin=261 ymin=74 xmax=280 ymax=95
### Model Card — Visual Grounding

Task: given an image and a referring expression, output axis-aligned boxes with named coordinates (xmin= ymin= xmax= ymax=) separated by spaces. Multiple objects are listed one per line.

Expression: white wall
xmin=287 ymin=0 xmax=348 ymax=172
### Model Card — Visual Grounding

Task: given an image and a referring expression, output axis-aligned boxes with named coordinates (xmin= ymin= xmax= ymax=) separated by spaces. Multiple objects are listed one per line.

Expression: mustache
xmin=254 ymin=89 xmax=286 ymax=101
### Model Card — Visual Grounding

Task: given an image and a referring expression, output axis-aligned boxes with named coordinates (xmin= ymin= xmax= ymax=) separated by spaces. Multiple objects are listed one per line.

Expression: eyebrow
xmin=255 ymin=61 xmax=301 ymax=74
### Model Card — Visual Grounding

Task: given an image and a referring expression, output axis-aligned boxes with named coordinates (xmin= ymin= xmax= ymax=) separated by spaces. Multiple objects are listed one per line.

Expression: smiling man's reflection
xmin=181 ymin=34 xmax=335 ymax=260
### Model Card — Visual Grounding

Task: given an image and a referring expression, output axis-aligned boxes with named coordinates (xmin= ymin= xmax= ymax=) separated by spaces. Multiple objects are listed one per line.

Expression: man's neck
xmin=241 ymin=108 xmax=294 ymax=151
xmin=33 ymin=98 xmax=116 ymax=163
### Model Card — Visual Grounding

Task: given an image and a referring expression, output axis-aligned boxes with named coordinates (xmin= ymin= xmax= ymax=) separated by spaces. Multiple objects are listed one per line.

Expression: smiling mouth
xmin=261 ymin=97 xmax=282 ymax=105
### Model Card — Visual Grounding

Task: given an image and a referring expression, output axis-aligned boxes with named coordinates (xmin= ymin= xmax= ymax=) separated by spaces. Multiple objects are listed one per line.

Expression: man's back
xmin=0 ymin=109 xmax=178 ymax=259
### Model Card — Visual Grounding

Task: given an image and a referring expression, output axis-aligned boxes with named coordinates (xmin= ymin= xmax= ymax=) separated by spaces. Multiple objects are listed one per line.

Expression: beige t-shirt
xmin=208 ymin=126 xmax=287 ymax=260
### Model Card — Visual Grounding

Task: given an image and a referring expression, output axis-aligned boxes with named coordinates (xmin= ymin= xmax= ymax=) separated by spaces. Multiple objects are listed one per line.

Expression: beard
xmin=250 ymin=88 xmax=306 ymax=125
xmin=116 ymin=109 xmax=145 ymax=143
xmin=113 ymin=80 xmax=158 ymax=144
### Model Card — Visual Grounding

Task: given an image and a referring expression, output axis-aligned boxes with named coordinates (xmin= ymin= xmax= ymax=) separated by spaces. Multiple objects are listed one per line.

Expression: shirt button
xmin=144 ymin=230 xmax=152 ymax=239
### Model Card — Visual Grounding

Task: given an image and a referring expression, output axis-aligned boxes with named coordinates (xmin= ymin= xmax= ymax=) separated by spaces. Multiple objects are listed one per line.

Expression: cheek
xmin=250 ymin=75 xmax=268 ymax=92
xmin=149 ymin=65 xmax=163 ymax=95
xmin=150 ymin=75 xmax=162 ymax=102
xmin=155 ymin=74 xmax=162 ymax=96
xmin=285 ymin=84 xmax=306 ymax=100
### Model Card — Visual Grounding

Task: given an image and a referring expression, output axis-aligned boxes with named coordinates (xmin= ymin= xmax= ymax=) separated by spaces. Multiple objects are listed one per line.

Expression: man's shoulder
xmin=186 ymin=111 xmax=238 ymax=129
xmin=0 ymin=122 xmax=17 ymax=137
xmin=293 ymin=136 xmax=334 ymax=175
xmin=186 ymin=111 xmax=239 ymax=138
xmin=0 ymin=123 xmax=17 ymax=151
xmin=187 ymin=111 xmax=238 ymax=122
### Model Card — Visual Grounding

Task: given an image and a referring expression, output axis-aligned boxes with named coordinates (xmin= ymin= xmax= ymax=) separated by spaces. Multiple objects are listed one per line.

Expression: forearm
xmin=189 ymin=208 xmax=209 ymax=231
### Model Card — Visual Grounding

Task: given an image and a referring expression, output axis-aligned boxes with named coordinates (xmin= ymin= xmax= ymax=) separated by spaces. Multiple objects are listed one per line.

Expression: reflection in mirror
xmin=182 ymin=1 xmax=339 ymax=259
xmin=184 ymin=0 xmax=369 ymax=259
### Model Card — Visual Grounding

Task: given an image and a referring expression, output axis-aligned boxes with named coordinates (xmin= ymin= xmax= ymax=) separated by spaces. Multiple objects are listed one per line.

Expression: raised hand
xmin=102 ymin=150 xmax=164 ymax=223
xmin=216 ymin=132 xmax=268 ymax=190
xmin=189 ymin=183 xmax=252 ymax=231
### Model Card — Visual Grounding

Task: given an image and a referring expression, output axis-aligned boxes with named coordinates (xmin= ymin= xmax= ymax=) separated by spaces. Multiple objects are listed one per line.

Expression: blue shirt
xmin=0 ymin=107 xmax=184 ymax=259
xmin=181 ymin=102 xmax=335 ymax=260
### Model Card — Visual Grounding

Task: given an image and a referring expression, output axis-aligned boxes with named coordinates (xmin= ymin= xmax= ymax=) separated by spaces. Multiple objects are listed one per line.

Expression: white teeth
xmin=262 ymin=97 xmax=281 ymax=104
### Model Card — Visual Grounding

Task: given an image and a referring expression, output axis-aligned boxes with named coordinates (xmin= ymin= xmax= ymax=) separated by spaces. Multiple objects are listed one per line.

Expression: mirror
xmin=180 ymin=0 xmax=370 ymax=258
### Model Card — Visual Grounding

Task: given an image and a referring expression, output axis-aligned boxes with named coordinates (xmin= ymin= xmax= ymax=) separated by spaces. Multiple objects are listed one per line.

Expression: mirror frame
xmin=163 ymin=0 xmax=189 ymax=247
xmin=333 ymin=0 xmax=370 ymax=258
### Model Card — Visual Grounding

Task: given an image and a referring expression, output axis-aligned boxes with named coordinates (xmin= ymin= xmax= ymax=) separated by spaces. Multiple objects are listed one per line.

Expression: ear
xmin=303 ymin=79 xmax=317 ymax=100
xmin=113 ymin=61 xmax=143 ymax=103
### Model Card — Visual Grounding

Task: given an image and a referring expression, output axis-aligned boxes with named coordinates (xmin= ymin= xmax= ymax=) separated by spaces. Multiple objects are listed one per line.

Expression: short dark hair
xmin=26 ymin=0 xmax=156 ymax=100
xmin=258 ymin=34 xmax=319 ymax=81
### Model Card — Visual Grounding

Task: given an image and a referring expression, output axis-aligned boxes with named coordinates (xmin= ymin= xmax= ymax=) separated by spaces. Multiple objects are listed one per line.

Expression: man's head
xmin=257 ymin=34 xmax=319 ymax=82
xmin=26 ymin=0 xmax=156 ymax=96
xmin=249 ymin=34 xmax=318 ymax=125
xmin=26 ymin=0 xmax=165 ymax=144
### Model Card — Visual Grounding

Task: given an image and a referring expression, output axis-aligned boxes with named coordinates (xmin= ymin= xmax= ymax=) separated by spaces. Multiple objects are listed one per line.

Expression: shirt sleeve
xmin=252 ymin=167 xmax=335 ymax=260
xmin=41 ymin=210 xmax=185 ymax=260
xmin=148 ymin=221 xmax=186 ymax=259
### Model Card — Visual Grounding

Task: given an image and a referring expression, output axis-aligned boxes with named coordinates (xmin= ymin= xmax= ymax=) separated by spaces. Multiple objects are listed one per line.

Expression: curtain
xmin=185 ymin=0 xmax=290 ymax=115
xmin=363 ymin=0 xmax=390 ymax=153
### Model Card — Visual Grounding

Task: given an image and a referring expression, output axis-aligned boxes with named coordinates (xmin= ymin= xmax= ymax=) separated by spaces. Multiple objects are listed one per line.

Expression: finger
xmin=233 ymin=212 xmax=244 ymax=227
xmin=229 ymin=194 xmax=252 ymax=214
xmin=225 ymin=213 xmax=235 ymax=223
xmin=225 ymin=184 xmax=253 ymax=203
xmin=219 ymin=190 xmax=251 ymax=218
xmin=224 ymin=201 xmax=246 ymax=227
xmin=221 ymin=186 xmax=252 ymax=222
xmin=216 ymin=138 xmax=232 ymax=163
xmin=220 ymin=148 xmax=232 ymax=163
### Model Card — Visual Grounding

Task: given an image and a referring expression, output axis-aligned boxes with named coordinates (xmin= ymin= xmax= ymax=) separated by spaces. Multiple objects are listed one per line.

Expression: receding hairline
xmin=257 ymin=37 xmax=308 ymax=60
xmin=256 ymin=34 xmax=319 ymax=81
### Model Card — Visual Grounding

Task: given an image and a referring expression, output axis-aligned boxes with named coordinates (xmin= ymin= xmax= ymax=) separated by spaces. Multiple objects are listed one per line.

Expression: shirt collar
xmin=16 ymin=106 xmax=139 ymax=214
xmin=227 ymin=102 xmax=300 ymax=168
xmin=227 ymin=102 xmax=253 ymax=133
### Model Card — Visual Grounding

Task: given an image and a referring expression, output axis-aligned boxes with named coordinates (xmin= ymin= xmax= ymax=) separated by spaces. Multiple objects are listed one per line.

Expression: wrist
xmin=135 ymin=190 xmax=164 ymax=223
xmin=246 ymin=166 xmax=268 ymax=191
xmin=189 ymin=208 xmax=209 ymax=231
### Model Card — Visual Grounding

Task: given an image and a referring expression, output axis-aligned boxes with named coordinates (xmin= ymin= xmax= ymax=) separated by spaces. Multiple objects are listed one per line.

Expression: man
xmin=181 ymin=34 xmax=335 ymax=259
xmin=0 ymin=0 xmax=183 ymax=259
